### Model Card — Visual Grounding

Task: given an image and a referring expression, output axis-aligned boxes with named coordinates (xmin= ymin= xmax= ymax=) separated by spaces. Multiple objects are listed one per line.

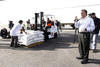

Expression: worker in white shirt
xmin=10 ymin=20 xmax=26 ymax=48
xmin=75 ymin=9 xmax=95 ymax=64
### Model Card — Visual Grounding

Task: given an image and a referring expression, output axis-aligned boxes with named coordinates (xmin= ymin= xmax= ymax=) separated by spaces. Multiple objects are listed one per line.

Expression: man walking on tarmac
xmin=10 ymin=20 xmax=26 ymax=48
xmin=75 ymin=9 xmax=95 ymax=64
xmin=90 ymin=13 xmax=100 ymax=52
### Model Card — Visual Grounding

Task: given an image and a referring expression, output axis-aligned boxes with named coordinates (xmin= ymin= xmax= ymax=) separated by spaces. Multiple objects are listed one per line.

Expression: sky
xmin=0 ymin=0 xmax=100 ymax=25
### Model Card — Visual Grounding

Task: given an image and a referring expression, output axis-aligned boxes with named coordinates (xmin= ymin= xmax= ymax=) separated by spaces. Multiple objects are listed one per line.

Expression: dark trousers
xmin=78 ymin=32 xmax=90 ymax=61
xmin=11 ymin=36 xmax=18 ymax=47
xmin=43 ymin=30 xmax=51 ymax=41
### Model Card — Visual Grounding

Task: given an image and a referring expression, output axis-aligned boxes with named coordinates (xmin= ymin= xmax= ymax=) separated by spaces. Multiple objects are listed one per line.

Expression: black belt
xmin=79 ymin=32 xmax=90 ymax=34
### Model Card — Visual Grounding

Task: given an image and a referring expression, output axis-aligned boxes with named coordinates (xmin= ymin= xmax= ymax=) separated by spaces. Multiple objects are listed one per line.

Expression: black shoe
xmin=93 ymin=49 xmax=97 ymax=53
xmin=81 ymin=60 xmax=88 ymax=64
xmin=14 ymin=45 xmax=20 ymax=48
xmin=10 ymin=45 xmax=13 ymax=47
xmin=76 ymin=57 xmax=83 ymax=59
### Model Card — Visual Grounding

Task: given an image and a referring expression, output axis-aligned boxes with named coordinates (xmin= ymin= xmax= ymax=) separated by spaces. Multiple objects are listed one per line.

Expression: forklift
xmin=34 ymin=12 xmax=58 ymax=41
xmin=18 ymin=12 xmax=58 ymax=47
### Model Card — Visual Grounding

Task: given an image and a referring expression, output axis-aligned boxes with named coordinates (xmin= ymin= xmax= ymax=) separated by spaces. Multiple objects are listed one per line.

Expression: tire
xmin=54 ymin=33 xmax=58 ymax=38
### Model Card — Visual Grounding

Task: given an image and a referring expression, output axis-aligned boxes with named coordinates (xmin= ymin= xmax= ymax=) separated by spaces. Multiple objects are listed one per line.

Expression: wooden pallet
xmin=25 ymin=41 xmax=44 ymax=48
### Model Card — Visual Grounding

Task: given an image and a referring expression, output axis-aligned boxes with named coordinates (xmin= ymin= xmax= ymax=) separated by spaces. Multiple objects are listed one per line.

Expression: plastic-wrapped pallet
xmin=18 ymin=30 xmax=44 ymax=46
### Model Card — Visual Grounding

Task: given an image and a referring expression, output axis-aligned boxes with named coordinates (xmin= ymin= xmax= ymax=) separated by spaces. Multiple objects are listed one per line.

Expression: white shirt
xmin=10 ymin=23 xmax=22 ymax=36
xmin=75 ymin=16 xmax=95 ymax=32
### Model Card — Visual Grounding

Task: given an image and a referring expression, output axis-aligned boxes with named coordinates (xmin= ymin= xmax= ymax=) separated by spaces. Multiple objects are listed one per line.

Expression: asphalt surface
xmin=0 ymin=30 xmax=100 ymax=67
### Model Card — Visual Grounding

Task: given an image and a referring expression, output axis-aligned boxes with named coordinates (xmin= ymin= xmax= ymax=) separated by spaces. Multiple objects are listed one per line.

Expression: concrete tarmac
xmin=0 ymin=30 xmax=100 ymax=67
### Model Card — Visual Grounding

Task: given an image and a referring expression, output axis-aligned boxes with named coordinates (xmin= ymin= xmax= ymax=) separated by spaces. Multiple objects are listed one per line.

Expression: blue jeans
xmin=91 ymin=34 xmax=98 ymax=50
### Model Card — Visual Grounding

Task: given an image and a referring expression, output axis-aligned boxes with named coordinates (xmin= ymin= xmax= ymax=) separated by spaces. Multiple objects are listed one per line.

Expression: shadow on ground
xmin=0 ymin=32 xmax=77 ymax=51
xmin=88 ymin=59 xmax=100 ymax=64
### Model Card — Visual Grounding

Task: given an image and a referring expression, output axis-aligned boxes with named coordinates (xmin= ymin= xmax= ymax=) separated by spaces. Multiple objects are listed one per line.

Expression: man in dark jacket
xmin=9 ymin=21 xmax=14 ymax=30
xmin=91 ymin=13 xmax=100 ymax=52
